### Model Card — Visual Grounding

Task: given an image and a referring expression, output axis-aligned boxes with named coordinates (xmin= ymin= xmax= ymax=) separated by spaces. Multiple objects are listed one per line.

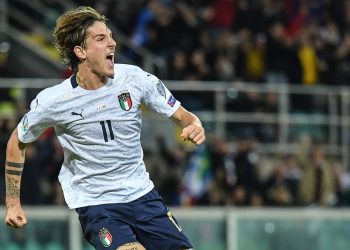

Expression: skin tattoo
xmin=6 ymin=175 xmax=20 ymax=199
xmin=5 ymin=161 xmax=23 ymax=200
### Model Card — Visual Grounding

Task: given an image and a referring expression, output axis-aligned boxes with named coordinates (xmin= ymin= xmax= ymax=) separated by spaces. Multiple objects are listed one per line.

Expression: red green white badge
xmin=118 ymin=92 xmax=132 ymax=111
xmin=99 ymin=227 xmax=112 ymax=247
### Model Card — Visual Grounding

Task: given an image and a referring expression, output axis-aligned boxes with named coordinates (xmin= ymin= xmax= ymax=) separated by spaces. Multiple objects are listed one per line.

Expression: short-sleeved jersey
xmin=17 ymin=64 xmax=181 ymax=209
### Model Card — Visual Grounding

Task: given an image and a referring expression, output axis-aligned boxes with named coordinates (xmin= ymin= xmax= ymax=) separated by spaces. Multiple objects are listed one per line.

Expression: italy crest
xmin=99 ymin=227 xmax=113 ymax=247
xmin=118 ymin=92 xmax=132 ymax=111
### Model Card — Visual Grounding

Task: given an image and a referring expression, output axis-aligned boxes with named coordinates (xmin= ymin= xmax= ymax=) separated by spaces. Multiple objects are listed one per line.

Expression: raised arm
xmin=4 ymin=128 xmax=28 ymax=228
xmin=171 ymin=106 xmax=206 ymax=145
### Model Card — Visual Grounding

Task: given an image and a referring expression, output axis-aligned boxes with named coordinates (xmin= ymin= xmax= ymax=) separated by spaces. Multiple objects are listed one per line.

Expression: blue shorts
xmin=76 ymin=189 xmax=193 ymax=250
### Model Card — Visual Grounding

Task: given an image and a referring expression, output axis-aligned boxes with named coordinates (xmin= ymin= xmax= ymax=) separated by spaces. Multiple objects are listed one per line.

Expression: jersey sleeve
xmin=17 ymin=96 xmax=54 ymax=143
xmin=142 ymin=72 xmax=180 ymax=117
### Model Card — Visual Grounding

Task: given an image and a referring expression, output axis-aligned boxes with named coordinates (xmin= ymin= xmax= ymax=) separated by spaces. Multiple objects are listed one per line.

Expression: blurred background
xmin=1 ymin=0 xmax=350 ymax=249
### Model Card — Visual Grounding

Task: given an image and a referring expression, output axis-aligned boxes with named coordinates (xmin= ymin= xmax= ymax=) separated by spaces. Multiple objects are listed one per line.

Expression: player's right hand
xmin=180 ymin=123 xmax=206 ymax=145
xmin=5 ymin=204 xmax=27 ymax=228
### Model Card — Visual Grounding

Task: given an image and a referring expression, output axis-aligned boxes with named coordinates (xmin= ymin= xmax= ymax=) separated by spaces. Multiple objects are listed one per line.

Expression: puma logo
xmin=71 ymin=109 xmax=84 ymax=119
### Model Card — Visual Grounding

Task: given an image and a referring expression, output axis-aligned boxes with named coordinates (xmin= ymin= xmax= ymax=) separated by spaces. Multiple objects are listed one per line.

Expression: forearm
xmin=181 ymin=112 xmax=201 ymax=128
xmin=171 ymin=106 xmax=206 ymax=145
xmin=171 ymin=106 xmax=202 ymax=129
xmin=5 ymin=129 xmax=27 ymax=208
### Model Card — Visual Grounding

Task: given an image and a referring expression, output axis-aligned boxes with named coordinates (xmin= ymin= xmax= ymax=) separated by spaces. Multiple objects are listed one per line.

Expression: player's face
xmin=83 ymin=21 xmax=116 ymax=78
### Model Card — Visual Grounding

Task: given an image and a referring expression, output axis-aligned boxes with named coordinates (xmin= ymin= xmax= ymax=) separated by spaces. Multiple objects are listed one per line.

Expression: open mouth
xmin=106 ymin=52 xmax=114 ymax=66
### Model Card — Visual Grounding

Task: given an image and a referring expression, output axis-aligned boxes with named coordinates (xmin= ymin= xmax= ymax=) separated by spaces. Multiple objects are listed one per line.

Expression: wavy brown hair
xmin=54 ymin=6 xmax=108 ymax=72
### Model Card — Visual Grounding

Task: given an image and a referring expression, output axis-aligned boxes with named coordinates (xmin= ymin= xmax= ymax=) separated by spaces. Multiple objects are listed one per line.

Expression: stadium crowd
xmin=7 ymin=0 xmax=350 ymax=85
xmin=2 ymin=0 xmax=350 ymax=208
xmin=71 ymin=0 xmax=350 ymax=85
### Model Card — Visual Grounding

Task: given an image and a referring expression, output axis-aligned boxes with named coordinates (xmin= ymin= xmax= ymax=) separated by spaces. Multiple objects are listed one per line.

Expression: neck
xmin=76 ymin=67 xmax=108 ymax=90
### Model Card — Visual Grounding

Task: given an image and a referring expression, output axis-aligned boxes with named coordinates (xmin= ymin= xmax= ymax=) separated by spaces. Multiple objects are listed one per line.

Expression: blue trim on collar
xmin=70 ymin=74 xmax=78 ymax=89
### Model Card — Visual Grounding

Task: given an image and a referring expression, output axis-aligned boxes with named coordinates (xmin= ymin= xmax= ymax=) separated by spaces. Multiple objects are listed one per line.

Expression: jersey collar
xmin=70 ymin=74 xmax=79 ymax=89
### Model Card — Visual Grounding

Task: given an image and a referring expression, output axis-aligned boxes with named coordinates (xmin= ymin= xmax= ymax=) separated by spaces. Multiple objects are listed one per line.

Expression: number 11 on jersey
xmin=100 ymin=120 xmax=114 ymax=142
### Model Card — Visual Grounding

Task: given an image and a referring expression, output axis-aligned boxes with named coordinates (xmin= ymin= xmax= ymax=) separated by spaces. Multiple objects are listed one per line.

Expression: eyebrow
xmin=94 ymin=32 xmax=113 ymax=38
xmin=95 ymin=33 xmax=107 ymax=37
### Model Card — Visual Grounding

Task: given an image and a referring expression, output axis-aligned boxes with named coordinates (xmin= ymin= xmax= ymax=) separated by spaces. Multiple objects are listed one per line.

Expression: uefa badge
xmin=118 ymin=92 xmax=132 ymax=111
xmin=167 ymin=95 xmax=177 ymax=107
xmin=99 ymin=227 xmax=113 ymax=247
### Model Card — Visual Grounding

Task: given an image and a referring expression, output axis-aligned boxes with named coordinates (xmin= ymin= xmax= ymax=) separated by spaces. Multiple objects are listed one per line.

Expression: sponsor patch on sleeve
xmin=167 ymin=96 xmax=177 ymax=107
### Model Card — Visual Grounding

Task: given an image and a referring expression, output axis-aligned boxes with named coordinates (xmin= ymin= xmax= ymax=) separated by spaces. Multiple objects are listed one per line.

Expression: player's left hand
xmin=181 ymin=123 xmax=205 ymax=145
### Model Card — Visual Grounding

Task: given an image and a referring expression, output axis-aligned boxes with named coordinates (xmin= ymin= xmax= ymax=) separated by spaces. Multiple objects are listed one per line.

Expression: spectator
xmin=299 ymin=146 xmax=335 ymax=206
xmin=297 ymin=27 xmax=319 ymax=85
xmin=234 ymin=138 xmax=260 ymax=200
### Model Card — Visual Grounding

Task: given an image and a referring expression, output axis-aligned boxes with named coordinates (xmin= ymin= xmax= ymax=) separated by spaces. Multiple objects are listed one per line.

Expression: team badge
xmin=99 ymin=227 xmax=113 ymax=247
xmin=118 ymin=92 xmax=132 ymax=111
xmin=157 ymin=80 xmax=166 ymax=99
xmin=167 ymin=95 xmax=177 ymax=107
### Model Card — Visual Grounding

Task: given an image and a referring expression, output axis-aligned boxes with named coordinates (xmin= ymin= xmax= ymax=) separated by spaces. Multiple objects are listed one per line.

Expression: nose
xmin=109 ymin=36 xmax=117 ymax=49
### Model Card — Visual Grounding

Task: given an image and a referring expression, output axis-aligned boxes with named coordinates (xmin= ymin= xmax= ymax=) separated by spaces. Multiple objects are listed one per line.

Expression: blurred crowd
xmin=8 ymin=0 xmax=350 ymax=84
xmin=71 ymin=0 xmax=350 ymax=85
xmin=2 ymin=0 xmax=350 ymax=208
xmin=126 ymin=131 xmax=350 ymax=207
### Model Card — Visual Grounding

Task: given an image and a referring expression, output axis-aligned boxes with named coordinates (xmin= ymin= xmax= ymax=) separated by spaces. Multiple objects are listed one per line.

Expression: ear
xmin=73 ymin=46 xmax=86 ymax=60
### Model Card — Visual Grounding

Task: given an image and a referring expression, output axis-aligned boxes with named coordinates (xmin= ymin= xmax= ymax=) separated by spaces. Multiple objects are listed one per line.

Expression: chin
xmin=106 ymin=69 xmax=115 ymax=78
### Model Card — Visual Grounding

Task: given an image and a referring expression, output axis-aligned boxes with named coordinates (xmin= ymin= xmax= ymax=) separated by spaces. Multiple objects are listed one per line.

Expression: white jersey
xmin=17 ymin=64 xmax=181 ymax=209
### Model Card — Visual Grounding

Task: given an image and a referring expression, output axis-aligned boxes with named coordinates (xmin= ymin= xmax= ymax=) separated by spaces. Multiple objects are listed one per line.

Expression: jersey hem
xmin=66 ymin=184 xmax=155 ymax=209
